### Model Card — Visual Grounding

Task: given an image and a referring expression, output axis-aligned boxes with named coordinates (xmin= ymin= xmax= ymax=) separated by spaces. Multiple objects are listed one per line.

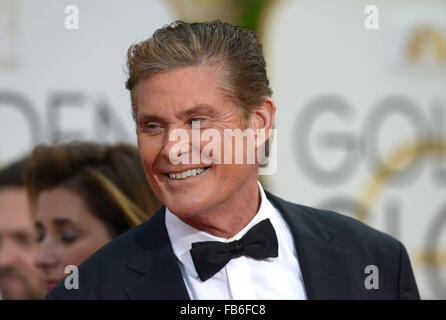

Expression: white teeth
xmin=168 ymin=167 xmax=208 ymax=180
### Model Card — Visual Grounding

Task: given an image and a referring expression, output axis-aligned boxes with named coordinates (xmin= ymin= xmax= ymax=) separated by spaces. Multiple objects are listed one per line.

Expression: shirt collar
xmin=165 ymin=180 xmax=273 ymax=279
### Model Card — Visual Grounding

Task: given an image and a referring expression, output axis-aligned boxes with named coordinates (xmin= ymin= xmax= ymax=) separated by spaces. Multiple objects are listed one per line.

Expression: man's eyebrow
xmin=5 ymin=230 xmax=34 ymax=239
xmin=138 ymin=104 xmax=217 ymax=122
xmin=137 ymin=113 xmax=165 ymax=123
xmin=183 ymin=104 xmax=217 ymax=117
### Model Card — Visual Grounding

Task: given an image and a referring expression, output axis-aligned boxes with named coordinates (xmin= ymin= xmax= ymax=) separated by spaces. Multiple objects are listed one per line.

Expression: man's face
xmin=0 ymin=188 xmax=46 ymax=299
xmin=136 ymin=64 xmax=257 ymax=220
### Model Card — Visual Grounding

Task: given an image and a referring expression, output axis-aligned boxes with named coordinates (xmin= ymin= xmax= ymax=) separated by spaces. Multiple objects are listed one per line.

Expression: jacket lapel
xmin=124 ymin=208 xmax=190 ymax=300
xmin=265 ymin=190 xmax=357 ymax=299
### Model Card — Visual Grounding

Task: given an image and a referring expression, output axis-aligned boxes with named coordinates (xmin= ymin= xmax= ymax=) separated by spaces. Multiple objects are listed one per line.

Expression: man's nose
xmin=0 ymin=238 xmax=20 ymax=269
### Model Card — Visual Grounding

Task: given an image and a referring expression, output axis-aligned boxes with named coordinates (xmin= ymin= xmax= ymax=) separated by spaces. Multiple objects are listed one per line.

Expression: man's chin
xmin=0 ymin=284 xmax=26 ymax=300
xmin=164 ymin=195 xmax=213 ymax=218
xmin=166 ymin=202 xmax=203 ymax=217
xmin=162 ymin=184 xmax=213 ymax=207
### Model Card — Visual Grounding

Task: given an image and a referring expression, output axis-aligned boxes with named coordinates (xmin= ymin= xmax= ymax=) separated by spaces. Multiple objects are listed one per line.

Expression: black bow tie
xmin=190 ymin=218 xmax=278 ymax=282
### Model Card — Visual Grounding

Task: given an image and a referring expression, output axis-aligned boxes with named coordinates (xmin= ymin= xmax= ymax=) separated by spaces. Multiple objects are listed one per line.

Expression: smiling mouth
xmin=165 ymin=166 xmax=211 ymax=180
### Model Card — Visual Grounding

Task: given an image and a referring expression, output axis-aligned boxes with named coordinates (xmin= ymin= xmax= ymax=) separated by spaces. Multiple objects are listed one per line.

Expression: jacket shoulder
xmin=267 ymin=190 xmax=401 ymax=249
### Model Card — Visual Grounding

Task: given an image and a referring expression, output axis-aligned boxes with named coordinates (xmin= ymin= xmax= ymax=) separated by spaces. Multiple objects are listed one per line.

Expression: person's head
xmin=125 ymin=20 xmax=276 ymax=224
xmin=0 ymin=157 xmax=46 ymax=299
xmin=26 ymin=142 xmax=160 ymax=291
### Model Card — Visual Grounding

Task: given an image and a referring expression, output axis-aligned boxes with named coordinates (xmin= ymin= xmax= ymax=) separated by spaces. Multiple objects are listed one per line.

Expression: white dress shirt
xmin=165 ymin=181 xmax=308 ymax=300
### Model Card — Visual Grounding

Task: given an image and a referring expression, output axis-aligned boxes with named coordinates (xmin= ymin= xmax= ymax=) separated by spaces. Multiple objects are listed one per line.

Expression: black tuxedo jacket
xmin=46 ymin=190 xmax=420 ymax=300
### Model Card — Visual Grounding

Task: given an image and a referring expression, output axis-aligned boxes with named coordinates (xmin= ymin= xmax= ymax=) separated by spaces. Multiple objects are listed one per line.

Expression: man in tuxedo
xmin=46 ymin=20 xmax=419 ymax=300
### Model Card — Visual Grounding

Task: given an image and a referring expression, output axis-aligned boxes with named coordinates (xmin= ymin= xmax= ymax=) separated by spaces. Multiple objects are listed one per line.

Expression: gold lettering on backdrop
xmin=357 ymin=138 xmax=446 ymax=268
xmin=406 ymin=25 xmax=446 ymax=64
xmin=0 ymin=0 xmax=20 ymax=70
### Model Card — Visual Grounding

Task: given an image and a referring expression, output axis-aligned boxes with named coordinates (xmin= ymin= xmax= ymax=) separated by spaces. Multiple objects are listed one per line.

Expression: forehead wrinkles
xmin=134 ymin=61 xmax=237 ymax=113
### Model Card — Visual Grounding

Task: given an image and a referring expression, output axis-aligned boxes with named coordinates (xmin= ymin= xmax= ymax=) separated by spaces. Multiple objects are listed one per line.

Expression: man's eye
xmin=146 ymin=123 xmax=160 ymax=129
xmin=141 ymin=123 xmax=164 ymax=133
xmin=190 ymin=118 xmax=205 ymax=126
xmin=15 ymin=234 xmax=33 ymax=248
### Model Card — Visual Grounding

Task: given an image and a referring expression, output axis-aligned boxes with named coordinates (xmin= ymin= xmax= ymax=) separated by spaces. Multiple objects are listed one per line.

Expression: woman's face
xmin=34 ymin=187 xmax=112 ymax=292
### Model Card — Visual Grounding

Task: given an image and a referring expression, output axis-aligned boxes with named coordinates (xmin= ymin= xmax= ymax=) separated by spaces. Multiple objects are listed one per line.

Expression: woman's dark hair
xmin=26 ymin=142 xmax=161 ymax=237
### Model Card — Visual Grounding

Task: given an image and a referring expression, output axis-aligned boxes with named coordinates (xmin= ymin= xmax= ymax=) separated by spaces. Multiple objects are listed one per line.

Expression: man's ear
xmin=250 ymin=97 xmax=276 ymax=155
xmin=251 ymin=97 xmax=276 ymax=131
